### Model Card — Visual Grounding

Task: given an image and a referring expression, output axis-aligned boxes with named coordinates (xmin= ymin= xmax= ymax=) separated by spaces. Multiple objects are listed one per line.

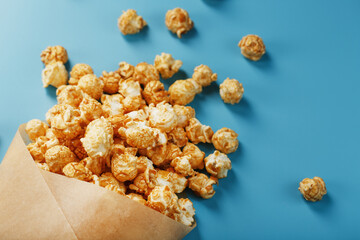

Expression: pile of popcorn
xmin=27 ymin=45 xmax=241 ymax=226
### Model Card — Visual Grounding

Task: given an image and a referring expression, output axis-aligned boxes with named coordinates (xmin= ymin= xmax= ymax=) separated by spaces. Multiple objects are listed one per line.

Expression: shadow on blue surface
xmin=122 ymin=25 xmax=149 ymax=42
xmin=202 ymin=0 xmax=227 ymax=8
xmin=45 ymin=85 xmax=57 ymax=99
xmin=225 ymin=97 xmax=256 ymax=122
xmin=306 ymin=193 xmax=334 ymax=217
xmin=246 ymin=52 xmax=273 ymax=72
xmin=65 ymin=59 xmax=73 ymax=73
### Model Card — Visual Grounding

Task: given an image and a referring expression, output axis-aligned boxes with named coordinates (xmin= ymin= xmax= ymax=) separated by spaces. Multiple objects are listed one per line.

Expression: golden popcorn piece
xmin=25 ymin=119 xmax=49 ymax=142
xmin=117 ymin=61 xmax=134 ymax=79
xmin=192 ymin=64 xmax=217 ymax=87
xmin=165 ymin=8 xmax=194 ymax=38
xmin=122 ymin=95 xmax=145 ymax=113
xmin=36 ymin=162 xmax=50 ymax=171
xmin=148 ymin=102 xmax=178 ymax=133
xmin=127 ymin=193 xmax=147 ymax=205
xmin=133 ymin=62 xmax=159 ymax=87
xmin=101 ymin=94 xmax=125 ymax=118
xmin=174 ymin=198 xmax=195 ymax=226
xmin=27 ymin=136 xmax=48 ymax=162
xmin=111 ymin=152 xmax=138 ymax=182
xmin=80 ymin=157 xmax=104 ymax=176
xmin=69 ymin=63 xmax=93 ymax=85
xmin=99 ymin=172 xmax=127 ymax=193
xmin=129 ymin=168 xmax=157 ymax=196
xmin=165 ymin=143 xmax=182 ymax=163
xmin=125 ymin=109 xmax=148 ymax=122
xmin=136 ymin=156 xmax=154 ymax=173
xmin=168 ymin=127 xmax=188 ymax=148
xmin=120 ymin=121 xmax=159 ymax=149
xmin=40 ymin=45 xmax=68 ymax=65
xmin=105 ymin=184 xmax=126 ymax=196
xmin=140 ymin=142 xmax=179 ymax=167
xmin=154 ymin=53 xmax=183 ymax=79
xmin=63 ymin=162 xmax=93 ymax=181
xmin=238 ymin=34 xmax=266 ymax=61
xmin=79 ymin=94 xmax=103 ymax=126
xmin=99 ymin=71 xmax=122 ymax=94
xmin=298 ymin=177 xmax=327 ymax=202
xmin=182 ymin=142 xmax=205 ymax=169
xmin=212 ymin=127 xmax=239 ymax=154
xmin=107 ymin=115 xmax=131 ymax=138
xmin=78 ymin=74 xmax=104 ymax=100
xmin=42 ymin=61 xmax=68 ymax=88
xmin=142 ymin=81 xmax=169 ymax=105
xmin=219 ymin=78 xmax=244 ymax=105
xmin=188 ymin=172 xmax=217 ymax=199
xmin=60 ymin=136 xmax=88 ymax=160
xmin=170 ymin=155 xmax=194 ymax=177
xmin=45 ymin=145 xmax=78 ymax=174
xmin=118 ymin=77 xmax=143 ymax=112
xmin=173 ymin=105 xmax=195 ymax=128
xmin=204 ymin=150 xmax=232 ymax=179
xmin=56 ymin=85 xmax=84 ymax=107
xmin=156 ymin=169 xmax=188 ymax=193
xmin=169 ymin=79 xmax=202 ymax=106
xmin=118 ymin=9 xmax=147 ymax=35
xmin=146 ymin=186 xmax=180 ymax=219
xmin=185 ymin=118 xmax=213 ymax=144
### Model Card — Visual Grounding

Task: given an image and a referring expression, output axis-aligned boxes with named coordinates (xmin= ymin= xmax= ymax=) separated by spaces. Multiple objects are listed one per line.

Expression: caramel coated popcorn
xmin=219 ymin=78 xmax=244 ymax=104
xmin=79 ymin=94 xmax=103 ymax=126
xmin=204 ymin=150 xmax=232 ymax=179
xmin=101 ymin=94 xmax=124 ymax=118
xmin=186 ymin=118 xmax=213 ymax=144
xmin=148 ymin=102 xmax=178 ymax=133
xmin=78 ymin=74 xmax=104 ymax=100
xmin=192 ymin=64 xmax=217 ymax=87
xmin=45 ymin=145 xmax=78 ymax=174
xmin=175 ymin=198 xmax=195 ymax=226
xmin=298 ymin=177 xmax=327 ymax=202
xmin=118 ymin=9 xmax=147 ymax=35
xmin=173 ymin=105 xmax=195 ymax=128
xmin=142 ymin=81 xmax=169 ymax=105
xmin=238 ymin=34 xmax=266 ymax=61
xmin=41 ymin=45 xmax=68 ymax=65
xmin=169 ymin=79 xmax=202 ymax=105
xmin=99 ymin=71 xmax=122 ymax=94
xmin=69 ymin=63 xmax=93 ymax=85
xmin=146 ymin=186 xmax=179 ymax=218
xmin=127 ymin=193 xmax=147 ymax=205
xmin=168 ymin=127 xmax=188 ymax=148
xmin=170 ymin=155 xmax=194 ymax=176
xmin=56 ymin=85 xmax=84 ymax=107
xmin=212 ymin=127 xmax=239 ymax=154
xmin=42 ymin=62 xmax=68 ymax=88
xmin=188 ymin=173 xmax=217 ymax=199
xmin=25 ymin=119 xmax=49 ymax=142
xmin=182 ymin=142 xmax=205 ymax=169
xmin=165 ymin=8 xmax=194 ymax=38
xmin=133 ymin=62 xmax=159 ymax=86
xmin=111 ymin=153 xmax=138 ymax=182
xmin=63 ymin=162 xmax=93 ymax=181
xmin=117 ymin=61 xmax=134 ymax=79
xmin=154 ymin=53 xmax=182 ymax=79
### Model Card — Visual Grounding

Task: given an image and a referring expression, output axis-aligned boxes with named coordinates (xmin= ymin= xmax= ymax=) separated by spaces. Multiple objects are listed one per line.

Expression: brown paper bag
xmin=0 ymin=125 xmax=195 ymax=240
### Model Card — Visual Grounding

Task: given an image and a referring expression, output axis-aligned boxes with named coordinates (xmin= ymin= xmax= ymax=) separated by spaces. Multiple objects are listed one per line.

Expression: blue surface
xmin=1 ymin=0 xmax=360 ymax=239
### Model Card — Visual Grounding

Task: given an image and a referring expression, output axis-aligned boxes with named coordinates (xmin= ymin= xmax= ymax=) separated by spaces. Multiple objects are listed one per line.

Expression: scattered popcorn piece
xmin=79 ymin=94 xmax=103 ymax=126
xmin=99 ymin=71 xmax=122 ymax=94
xmin=117 ymin=61 xmax=134 ymax=79
xmin=185 ymin=118 xmax=213 ymax=144
xmin=298 ymin=177 xmax=327 ymax=202
xmin=69 ymin=63 xmax=93 ymax=85
xmin=63 ymin=162 xmax=93 ymax=181
xmin=45 ymin=145 xmax=78 ymax=174
xmin=133 ymin=62 xmax=159 ymax=86
xmin=129 ymin=168 xmax=157 ymax=196
xmin=105 ymin=184 xmax=126 ymax=195
xmin=171 ymin=155 xmax=194 ymax=176
xmin=174 ymin=198 xmax=195 ymax=226
xmin=188 ymin=172 xmax=217 ymax=199
xmin=120 ymin=121 xmax=158 ymax=149
xmin=204 ymin=150 xmax=232 ymax=179
xmin=154 ymin=53 xmax=182 ymax=79
xmin=142 ymin=81 xmax=169 ymax=105
xmin=168 ymin=127 xmax=188 ymax=147
xmin=219 ymin=78 xmax=244 ymax=105
xmin=169 ymin=79 xmax=202 ymax=105
xmin=25 ymin=119 xmax=49 ymax=142
xmin=146 ymin=186 xmax=180 ymax=219
xmin=56 ymin=85 xmax=84 ymax=107
xmin=111 ymin=153 xmax=138 ymax=182
xmin=80 ymin=157 xmax=104 ymax=176
xmin=156 ymin=169 xmax=188 ymax=193
xmin=173 ymin=105 xmax=195 ymax=128
xmin=136 ymin=156 xmax=154 ymax=173
xmin=118 ymin=9 xmax=147 ymax=35
xmin=148 ymin=102 xmax=178 ymax=133
xmin=77 ymin=74 xmax=104 ymax=100
xmin=127 ymin=193 xmax=147 ymax=205
xmin=192 ymin=64 xmax=217 ymax=87
xmin=212 ymin=127 xmax=239 ymax=154
xmin=41 ymin=62 xmax=68 ymax=88
xmin=101 ymin=94 xmax=125 ymax=118
xmin=40 ymin=45 xmax=68 ymax=65
xmin=165 ymin=8 xmax=194 ymax=38
xmin=36 ymin=162 xmax=50 ymax=171
xmin=99 ymin=172 xmax=126 ymax=193
xmin=238 ymin=34 xmax=266 ymax=61
xmin=182 ymin=142 xmax=205 ymax=169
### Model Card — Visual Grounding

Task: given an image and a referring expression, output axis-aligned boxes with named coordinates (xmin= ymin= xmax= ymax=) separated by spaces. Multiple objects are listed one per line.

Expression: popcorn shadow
xmin=246 ymin=52 xmax=273 ymax=71
xmin=306 ymin=193 xmax=334 ymax=216
xmin=225 ymin=97 xmax=256 ymax=121
xmin=202 ymin=0 xmax=227 ymax=7
xmin=65 ymin=59 xmax=72 ymax=72
xmin=122 ymin=26 xmax=149 ymax=42
xmin=45 ymin=85 xmax=57 ymax=99
xmin=162 ymin=69 xmax=188 ymax=90
xmin=201 ymin=82 xmax=219 ymax=96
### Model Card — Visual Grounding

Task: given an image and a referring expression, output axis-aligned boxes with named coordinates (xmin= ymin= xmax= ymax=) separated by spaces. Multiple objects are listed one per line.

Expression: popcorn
xmin=238 ymin=34 xmax=266 ymax=61
xmin=142 ymin=81 xmax=169 ymax=105
xmin=168 ymin=127 xmax=188 ymax=147
xmin=173 ymin=105 xmax=195 ymax=128
xmin=78 ymin=74 xmax=104 ymax=100
xmin=36 ymin=162 xmax=50 ymax=171
xmin=117 ymin=61 xmax=134 ymax=79
xmin=154 ymin=53 xmax=182 ymax=79
xmin=56 ymin=85 xmax=84 ymax=107
xmin=118 ymin=9 xmax=147 ymax=35
xmin=27 ymin=136 xmax=48 ymax=162
xmin=136 ymin=156 xmax=154 ymax=173
xmin=41 ymin=62 xmax=68 ymax=88
xmin=182 ymin=142 xmax=205 ymax=169
xmin=105 ymin=184 xmax=126 ymax=195
xmin=129 ymin=168 xmax=157 ymax=196
xmin=107 ymin=115 xmax=131 ymax=138
xmin=156 ymin=169 xmax=187 ymax=193
xmin=101 ymin=94 xmax=125 ymax=118
xmin=133 ymin=62 xmax=159 ymax=86
xmin=120 ymin=121 xmax=158 ymax=149
xmin=69 ymin=63 xmax=93 ymax=85
xmin=169 ymin=79 xmax=202 ymax=105
xmin=146 ymin=186 xmax=180 ymax=219
xmin=99 ymin=71 xmax=122 ymax=94
xmin=125 ymin=109 xmax=148 ymax=122
xmin=80 ymin=157 xmax=104 ymax=176
xmin=140 ymin=142 xmax=180 ymax=167
xmin=165 ymin=8 xmax=194 ymax=38
xmin=111 ymin=153 xmax=138 ymax=182
xmin=98 ymin=172 xmax=126 ymax=193
xmin=63 ymin=162 xmax=93 ymax=181
xmin=185 ymin=118 xmax=213 ymax=144
xmin=25 ymin=119 xmax=49 ymax=142
xmin=219 ymin=78 xmax=244 ymax=104
xmin=40 ymin=45 xmax=68 ymax=65
xmin=79 ymin=94 xmax=104 ymax=126
xmin=170 ymin=155 xmax=194 ymax=176
xmin=148 ymin=102 xmax=178 ymax=133
xmin=45 ymin=145 xmax=78 ymax=174
xmin=127 ymin=193 xmax=147 ymax=205
xmin=212 ymin=127 xmax=239 ymax=154
xmin=188 ymin=172 xmax=217 ymax=199
xmin=118 ymin=78 xmax=142 ymax=112
xmin=61 ymin=136 xmax=88 ymax=160
xmin=174 ymin=198 xmax=195 ymax=226
xmin=122 ymin=95 xmax=144 ymax=113
xmin=204 ymin=150 xmax=232 ymax=179
xmin=298 ymin=177 xmax=327 ymax=202
xmin=192 ymin=64 xmax=217 ymax=87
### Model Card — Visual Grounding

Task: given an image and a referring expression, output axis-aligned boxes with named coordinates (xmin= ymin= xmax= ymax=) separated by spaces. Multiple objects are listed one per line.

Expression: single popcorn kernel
xmin=27 ymin=137 xmax=48 ymax=162
xmin=212 ymin=127 xmax=239 ymax=154
xmin=173 ymin=105 xmax=195 ymax=128
xmin=168 ymin=127 xmax=188 ymax=148
xmin=118 ymin=9 xmax=147 ymax=35
xmin=188 ymin=172 xmax=217 ymax=199
xmin=182 ymin=142 xmax=205 ymax=169
xmin=105 ymin=184 xmax=126 ymax=195
xmin=118 ymin=77 xmax=142 ymax=98
xmin=136 ymin=156 xmax=154 ymax=173
xmin=36 ymin=162 xmax=50 ymax=171
xmin=170 ymin=155 xmax=194 ymax=177
xmin=298 ymin=177 xmax=327 ymax=202
xmin=120 ymin=121 xmax=159 ymax=149
xmin=192 ymin=64 xmax=217 ymax=87
xmin=165 ymin=8 xmax=194 ymax=38
xmin=148 ymin=102 xmax=178 ymax=133
xmin=63 ymin=162 xmax=93 ymax=181
xmin=40 ymin=45 xmax=68 ymax=65
xmin=99 ymin=172 xmax=127 ymax=193
xmin=133 ymin=62 xmax=159 ymax=86
xmin=78 ymin=74 xmax=104 ymax=100
xmin=69 ymin=63 xmax=93 ymax=85
xmin=169 ymin=79 xmax=202 ymax=105
xmin=127 ymin=193 xmax=147 ymax=205
xmin=219 ymin=78 xmax=244 ymax=104
xmin=204 ymin=150 xmax=232 ymax=179
xmin=56 ymin=85 xmax=84 ymax=107
xmin=129 ymin=168 xmax=157 ymax=196
xmin=154 ymin=53 xmax=183 ymax=79
xmin=111 ymin=153 xmax=138 ymax=182
xmin=101 ymin=94 xmax=125 ymax=118
xmin=156 ymin=169 xmax=188 ymax=193
xmin=146 ymin=186 xmax=180 ymax=219
xmin=185 ymin=118 xmax=214 ymax=144
xmin=80 ymin=157 xmax=104 ymax=176
xmin=238 ymin=34 xmax=266 ymax=61
xmin=174 ymin=198 xmax=195 ymax=226
xmin=142 ymin=81 xmax=169 ymax=105
xmin=99 ymin=71 xmax=122 ymax=94
xmin=79 ymin=94 xmax=103 ymax=126
xmin=45 ymin=145 xmax=78 ymax=174
xmin=41 ymin=62 xmax=68 ymax=88
xmin=25 ymin=119 xmax=49 ymax=142
xmin=117 ymin=61 xmax=134 ymax=79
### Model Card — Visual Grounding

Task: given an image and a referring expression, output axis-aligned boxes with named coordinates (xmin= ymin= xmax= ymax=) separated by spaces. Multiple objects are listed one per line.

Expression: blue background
xmin=1 ymin=0 xmax=360 ymax=239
